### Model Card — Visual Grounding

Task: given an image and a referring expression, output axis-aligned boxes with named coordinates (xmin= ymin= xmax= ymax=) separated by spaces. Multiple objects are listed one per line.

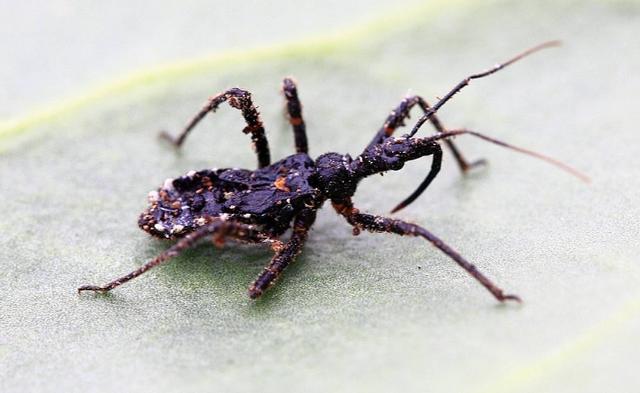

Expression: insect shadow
xmin=79 ymin=41 xmax=588 ymax=304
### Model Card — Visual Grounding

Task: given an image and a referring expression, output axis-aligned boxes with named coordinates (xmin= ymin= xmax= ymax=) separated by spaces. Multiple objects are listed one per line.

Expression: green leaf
xmin=2 ymin=1 xmax=639 ymax=392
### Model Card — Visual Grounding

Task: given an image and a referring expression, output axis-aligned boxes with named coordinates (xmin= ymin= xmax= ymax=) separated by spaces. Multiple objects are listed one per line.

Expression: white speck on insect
xmin=187 ymin=170 xmax=197 ymax=178
xmin=163 ymin=178 xmax=174 ymax=191
xmin=171 ymin=224 xmax=185 ymax=234
xmin=220 ymin=213 xmax=230 ymax=221
xmin=154 ymin=223 xmax=165 ymax=232
xmin=148 ymin=191 xmax=159 ymax=202
xmin=243 ymin=213 xmax=251 ymax=218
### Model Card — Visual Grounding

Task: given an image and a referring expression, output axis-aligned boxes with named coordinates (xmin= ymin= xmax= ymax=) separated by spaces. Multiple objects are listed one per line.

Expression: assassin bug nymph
xmin=79 ymin=41 xmax=587 ymax=303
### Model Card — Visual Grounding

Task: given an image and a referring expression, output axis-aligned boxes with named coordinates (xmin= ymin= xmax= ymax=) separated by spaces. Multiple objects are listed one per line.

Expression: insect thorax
xmin=314 ymin=152 xmax=360 ymax=199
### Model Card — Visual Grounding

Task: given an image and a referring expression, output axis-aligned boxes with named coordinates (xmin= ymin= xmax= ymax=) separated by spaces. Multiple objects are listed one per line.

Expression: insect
xmin=78 ymin=41 xmax=587 ymax=303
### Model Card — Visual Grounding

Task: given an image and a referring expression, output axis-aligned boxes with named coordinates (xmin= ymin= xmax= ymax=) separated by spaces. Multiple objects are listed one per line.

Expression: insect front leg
xmin=78 ymin=220 xmax=275 ymax=294
xmin=367 ymin=95 xmax=485 ymax=173
xmin=390 ymin=143 xmax=442 ymax=214
xmin=248 ymin=208 xmax=317 ymax=299
xmin=160 ymin=88 xmax=271 ymax=168
xmin=282 ymin=78 xmax=309 ymax=154
xmin=332 ymin=198 xmax=521 ymax=303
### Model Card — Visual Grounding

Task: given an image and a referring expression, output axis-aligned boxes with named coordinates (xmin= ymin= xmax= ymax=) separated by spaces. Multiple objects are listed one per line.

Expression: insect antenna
xmin=432 ymin=129 xmax=589 ymax=182
xmin=391 ymin=129 xmax=589 ymax=213
xmin=436 ymin=129 xmax=591 ymax=183
xmin=408 ymin=41 xmax=561 ymax=138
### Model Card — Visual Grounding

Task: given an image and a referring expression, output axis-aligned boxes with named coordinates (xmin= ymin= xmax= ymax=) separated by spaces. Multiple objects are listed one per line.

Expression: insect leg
xmin=367 ymin=95 xmax=485 ymax=172
xmin=390 ymin=143 xmax=442 ymax=214
xmin=160 ymin=88 xmax=271 ymax=168
xmin=332 ymin=198 xmax=521 ymax=303
xmin=78 ymin=220 xmax=275 ymax=293
xmin=248 ymin=208 xmax=317 ymax=299
xmin=282 ymin=78 xmax=309 ymax=154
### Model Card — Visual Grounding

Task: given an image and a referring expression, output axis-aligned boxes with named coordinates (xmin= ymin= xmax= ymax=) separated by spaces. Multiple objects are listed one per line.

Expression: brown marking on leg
xmin=289 ymin=117 xmax=303 ymax=126
xmin=282 ymin=78 xmax=309 ymax=154
xmin=160 ymin=88 xmax=271 ymax=168
xmin=331 ymin=201 xmax=359 ymax=216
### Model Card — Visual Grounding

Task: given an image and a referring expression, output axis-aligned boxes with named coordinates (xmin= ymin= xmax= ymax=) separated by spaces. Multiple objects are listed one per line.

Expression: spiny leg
xmin=282 ymin=77 xmax=309 ymax=154
xmin=248 ymin=208 xmax=317 ymax=299
xmin=78 ymin=220 xmax=276 ymax=293
xmin=368 ymin=95 xmax=484 ymax=172
xmin=160 ymin=87 xmax=271 ymax=168
xmin=332 ymin=198 xmax=521 ymax=303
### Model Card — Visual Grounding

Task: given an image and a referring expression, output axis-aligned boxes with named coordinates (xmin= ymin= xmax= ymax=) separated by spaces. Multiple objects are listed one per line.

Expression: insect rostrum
xmin=78 ymin=41 xmax=586 ymax=303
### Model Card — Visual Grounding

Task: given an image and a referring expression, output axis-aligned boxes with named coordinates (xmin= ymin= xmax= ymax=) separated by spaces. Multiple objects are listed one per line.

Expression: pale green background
xmin=1 ymin=1 xmax=639 ymax=392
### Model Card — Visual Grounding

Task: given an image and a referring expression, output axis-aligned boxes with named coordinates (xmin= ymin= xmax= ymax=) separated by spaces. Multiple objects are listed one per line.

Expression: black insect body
xmin=139 ymin=154 xmax=320 ymax=241
xmin=79 ymin=42 xmax=586 ymax=302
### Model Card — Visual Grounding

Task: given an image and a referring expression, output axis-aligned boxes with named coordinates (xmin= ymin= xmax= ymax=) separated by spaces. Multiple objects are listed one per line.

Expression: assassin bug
xmin=79 ymin=41 xmax=587 ymax=303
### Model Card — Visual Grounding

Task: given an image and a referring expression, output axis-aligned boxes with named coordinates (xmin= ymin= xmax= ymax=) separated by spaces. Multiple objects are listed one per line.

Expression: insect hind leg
xmin=78 ymin=220 xmax=274 ymax=294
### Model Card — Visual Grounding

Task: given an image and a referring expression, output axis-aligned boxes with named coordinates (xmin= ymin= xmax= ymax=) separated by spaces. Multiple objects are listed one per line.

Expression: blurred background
xmin=1 ymin=0 xmax=398 ymax=119
xmin=1 ymin=1 xmax=639 ymax=393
